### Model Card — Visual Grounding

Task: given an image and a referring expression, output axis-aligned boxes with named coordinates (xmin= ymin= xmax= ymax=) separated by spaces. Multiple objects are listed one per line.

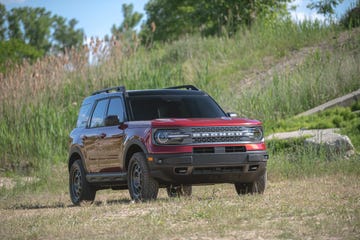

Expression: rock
xmin=304 ymin=132 xmax=355 ymax=158
xmin=266 ymin=129 xmax=356 ymax=158
xmin=266 ymin=128 xmax=339 ymax=140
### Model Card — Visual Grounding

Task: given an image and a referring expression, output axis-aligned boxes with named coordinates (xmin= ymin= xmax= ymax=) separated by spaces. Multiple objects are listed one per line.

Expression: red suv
xmin=68 ymin=85 xmax=268 ymax=205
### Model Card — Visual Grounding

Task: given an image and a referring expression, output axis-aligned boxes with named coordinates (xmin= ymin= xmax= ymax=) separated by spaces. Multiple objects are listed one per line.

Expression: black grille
xmin=193 ymin=147 xmax=215 ymax=154
xmin=225 ymin=146 xmax=246 ymax=152
xmin=193 ymin=136 xmax=246 ymax=143
xmin=191 ymin=126 xmax=251 ymax=144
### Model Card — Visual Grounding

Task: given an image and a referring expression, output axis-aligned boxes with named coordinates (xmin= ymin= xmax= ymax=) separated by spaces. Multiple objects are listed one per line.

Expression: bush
xmin=340 ymin=1 xmax=360 ymax=29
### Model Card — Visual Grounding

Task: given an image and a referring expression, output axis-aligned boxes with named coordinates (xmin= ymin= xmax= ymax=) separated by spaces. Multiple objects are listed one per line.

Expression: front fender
xmin=122 ymin=137 xmax=149 ymax=170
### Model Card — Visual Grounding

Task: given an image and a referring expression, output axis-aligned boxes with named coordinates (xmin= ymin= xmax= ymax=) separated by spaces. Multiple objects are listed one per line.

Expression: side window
xmin=76 ymin=103 xmax=91 ymax=128
xmin=90 ymin=99 xmax=109 ymax=128
xmin=107 ymin=97 xmax=125 ymax=123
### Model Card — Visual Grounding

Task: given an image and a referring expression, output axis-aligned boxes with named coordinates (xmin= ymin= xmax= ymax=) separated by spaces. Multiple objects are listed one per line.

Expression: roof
xmin=81 ymin=86 xmax=205 ymax=105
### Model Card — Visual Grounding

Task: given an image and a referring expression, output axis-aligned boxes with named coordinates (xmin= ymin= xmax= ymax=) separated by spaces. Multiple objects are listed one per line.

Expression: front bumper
xmin=147 ymin=150 xmax=268 ymax=185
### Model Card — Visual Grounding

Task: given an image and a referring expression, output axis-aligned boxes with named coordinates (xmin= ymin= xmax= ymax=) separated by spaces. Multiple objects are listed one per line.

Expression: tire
xmin=69 ymin=159 xmax=96 ymax=205
xmin=128 ymin=152 xmax=159 ymax=201
xmin=235 ymin=170 xmax=267 ymax=195
xmin=166 ymin=185 xmax=192 ymax=198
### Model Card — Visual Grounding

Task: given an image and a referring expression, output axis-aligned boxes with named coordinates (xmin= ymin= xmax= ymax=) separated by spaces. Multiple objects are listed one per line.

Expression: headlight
xmin=154 ymin=129 xmax=190 ymax=145
xmin=245 ymin=127 xmax=263 ymax=141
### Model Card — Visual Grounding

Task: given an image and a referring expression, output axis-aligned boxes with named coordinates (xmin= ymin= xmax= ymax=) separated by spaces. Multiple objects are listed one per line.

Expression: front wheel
xmin=235 ymin=171 xmax=267 ymax=195
xmin=128 ymin=152 xmax=159 ymax=201
xmin=166 ymin=185 xmax=192 ymax=198
xmin=69 ymin=159 xmax=96 ymax=205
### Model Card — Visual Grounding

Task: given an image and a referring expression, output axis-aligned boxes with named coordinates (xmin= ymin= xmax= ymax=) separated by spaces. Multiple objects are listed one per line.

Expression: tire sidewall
xmin=69 ymin=159 xmax=95 ymax=205
xmin=128 ymin=152 xmax=159 ymax=201
xmin=235 ymin=170 xmax=267 ymax=195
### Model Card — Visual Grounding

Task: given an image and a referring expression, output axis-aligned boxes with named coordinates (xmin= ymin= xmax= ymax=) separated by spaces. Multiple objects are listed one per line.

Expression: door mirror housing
xmin=227 ymin=112 xmax=238 ymax=118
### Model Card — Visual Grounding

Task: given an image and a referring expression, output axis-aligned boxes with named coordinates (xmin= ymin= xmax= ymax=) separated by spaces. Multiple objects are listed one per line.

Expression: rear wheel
xmin=235 ymin=171 xmax=267 ymax=195
xmin=166 ymin=185 xmax=192 ymax=198
xmin=128 ymin=152 xmax=159 ymax=201
xmin=69 ymin=159 xmax=96 ymax=205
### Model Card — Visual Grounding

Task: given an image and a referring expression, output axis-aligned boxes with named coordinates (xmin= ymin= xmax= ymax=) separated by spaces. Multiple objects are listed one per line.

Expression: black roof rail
xmin=165 ymin=85 xmax=200 ymax=91
xmin=92 ymin=86 xmax=126 ymax=95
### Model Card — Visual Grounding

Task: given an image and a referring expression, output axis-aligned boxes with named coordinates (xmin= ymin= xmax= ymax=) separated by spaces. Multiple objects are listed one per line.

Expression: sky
xmin=0 ymin=0 xmax=357 ymax=39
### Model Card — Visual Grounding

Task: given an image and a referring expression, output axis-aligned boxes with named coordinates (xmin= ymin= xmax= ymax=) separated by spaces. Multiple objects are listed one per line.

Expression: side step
xmin=86 ymin=172 xmax=127 ymax=183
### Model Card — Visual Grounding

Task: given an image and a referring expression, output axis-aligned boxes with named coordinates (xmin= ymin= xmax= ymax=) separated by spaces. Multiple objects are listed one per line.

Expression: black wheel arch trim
xmin=123 ymin=138 xmax=149 ymax=171
xmin=68 ymin=146 xmax=87 ymax=172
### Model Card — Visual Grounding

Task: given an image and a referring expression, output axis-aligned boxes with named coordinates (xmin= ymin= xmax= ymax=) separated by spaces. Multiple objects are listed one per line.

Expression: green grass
xmin=266 ymin=102 xmax=360 ymax=149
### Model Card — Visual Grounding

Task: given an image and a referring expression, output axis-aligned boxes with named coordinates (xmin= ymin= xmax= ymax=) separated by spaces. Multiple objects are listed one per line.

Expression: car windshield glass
xmin=129 ymin=95 xmax=226 ymax=120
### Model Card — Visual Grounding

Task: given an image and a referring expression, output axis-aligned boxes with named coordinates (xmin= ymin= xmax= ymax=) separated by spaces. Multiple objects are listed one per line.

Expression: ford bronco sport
xmin=68 ymin=85 xmax=268 ymax=204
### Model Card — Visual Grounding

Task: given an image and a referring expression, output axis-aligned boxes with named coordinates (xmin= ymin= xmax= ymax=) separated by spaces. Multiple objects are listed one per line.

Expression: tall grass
xmin=0 ymin=19 xmax=359 ymax=174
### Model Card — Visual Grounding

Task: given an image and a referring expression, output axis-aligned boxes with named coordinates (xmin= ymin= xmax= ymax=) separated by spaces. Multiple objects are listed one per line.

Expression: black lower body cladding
xmin=147 ymin=151 xmax=268 ymax=185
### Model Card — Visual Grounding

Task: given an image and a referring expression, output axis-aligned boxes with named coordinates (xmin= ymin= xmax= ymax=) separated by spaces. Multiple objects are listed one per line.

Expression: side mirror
xmin=227 ymin=112 xmax=238 ymax=118
xmin=105 ymin=115 xmax=120 ymax=126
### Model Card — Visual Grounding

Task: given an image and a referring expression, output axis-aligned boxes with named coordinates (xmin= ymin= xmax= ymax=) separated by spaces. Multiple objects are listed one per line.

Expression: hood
xmin=151 ymin=117 xmax=262 ymax=128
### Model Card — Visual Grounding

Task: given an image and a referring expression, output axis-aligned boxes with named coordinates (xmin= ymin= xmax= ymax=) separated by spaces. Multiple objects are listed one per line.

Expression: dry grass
xmin=0 ymin=164 xmax=359 ymax=240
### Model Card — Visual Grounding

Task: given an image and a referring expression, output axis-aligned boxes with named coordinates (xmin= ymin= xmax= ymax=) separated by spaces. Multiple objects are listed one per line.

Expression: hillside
xmin=0 ymin=20 xmax=359 ymax=173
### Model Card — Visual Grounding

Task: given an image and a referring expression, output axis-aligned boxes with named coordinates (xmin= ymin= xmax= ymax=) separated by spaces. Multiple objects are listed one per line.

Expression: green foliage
xmin=0 ymin=39 xmax=43 ymax=73
xmin=0 ymin=4 xmax=5 ymax=41
xmin=0 ymin=3 xmax=84 ymax=71
xmin=267 ymin=137 xmax=310 ymax=155
xmin=141 ymin=0 xmax=291 ymax=42
xmin=8 ymin=7 xmax=53 ymax=52
xmin=268 ymin=103 xmax=360 ymax=150
xmin=0 ymin=97 xmax=78 ymax=172
xmin=111 ymin=3 xmax=143 ymax=52
xmin=52 ymin=17 xmax=84 ymax=53
xmin=340 ymin=0 xmax=360 ymax=28
xmin=111 ymin=4 xmax=143 ymax=35
xmin=307 ymin=0 xmax=344 ymax=17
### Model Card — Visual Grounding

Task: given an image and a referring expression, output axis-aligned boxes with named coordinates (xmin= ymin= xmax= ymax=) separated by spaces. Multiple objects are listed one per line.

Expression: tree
xmin=6 ymin=8 xmax=23 ymax=40
xmin=141 ymin=0 xmax=196 ymax=42
xmin=141 ymin=0 xmax=291 ymax=42
xmin=2 ymin=4 xmax=84 ymax=54
xmin=340 ymin=0 xmax=360 ymax=28
xmin=52 ymin=16 xmax=84 ymax=53
xmin=10 ymin=7 xmax=53 ymax=52
xmin=0 ymin=4 xmax=84 ymax=73
xmin=307 ymin=0 xmax=344 ymax=17
xmin=0 ymin=39 xmax=43 ymax=74
xmin=111 ymin=3 xmax=143 ymax=54
xmin=111 ymin=3 xmax=143 ymax=36
xmin=0 ymin=4 xmax=6 ymax=41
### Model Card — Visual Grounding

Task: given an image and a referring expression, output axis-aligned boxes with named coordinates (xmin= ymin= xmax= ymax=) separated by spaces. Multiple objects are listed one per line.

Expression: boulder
xmin=266 ymin=129 xmax=355 ymax=158
xmin=304 ymin=132 xmax=355 ymax=158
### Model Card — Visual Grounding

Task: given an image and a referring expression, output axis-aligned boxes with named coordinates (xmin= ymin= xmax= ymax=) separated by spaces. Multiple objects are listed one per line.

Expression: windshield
xmin=129 ymin=95 xmax=226 ymax=120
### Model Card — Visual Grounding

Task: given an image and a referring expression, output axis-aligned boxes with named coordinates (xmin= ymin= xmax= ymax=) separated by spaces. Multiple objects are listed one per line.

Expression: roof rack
xmin=92 ymin=86 xmax=126 ymax=95
xmin=165 ymin=85 xmax=200 ymax=91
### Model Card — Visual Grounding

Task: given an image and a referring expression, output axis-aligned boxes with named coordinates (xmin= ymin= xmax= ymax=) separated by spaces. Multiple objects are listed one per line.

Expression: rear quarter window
xmin=76 ymin=103 xmax=92 ymax=128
